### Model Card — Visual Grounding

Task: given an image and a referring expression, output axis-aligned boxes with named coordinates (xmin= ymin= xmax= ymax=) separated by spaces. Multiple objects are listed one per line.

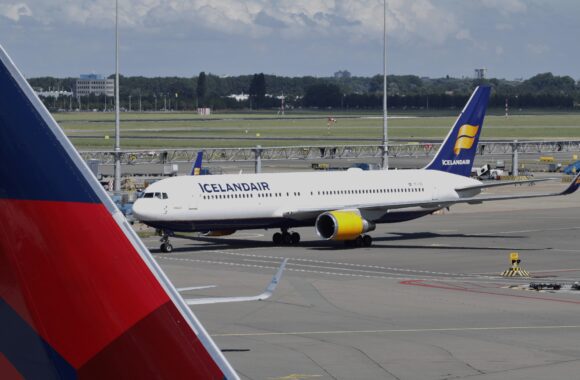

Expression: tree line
xmin=29 ymin=71 xmax=580 ymax=112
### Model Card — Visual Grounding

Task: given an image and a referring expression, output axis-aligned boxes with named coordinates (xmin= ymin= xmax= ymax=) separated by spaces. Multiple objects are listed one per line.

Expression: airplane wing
xmin=177 ymin=285 xmax=217 ymax=292
xmin=283 ymin=173 xmax=580 ymax=218
xmin=184 ymin=259 xmax=288 ymax=305
xmin=454 ymin=177 xmax=555 ymax=194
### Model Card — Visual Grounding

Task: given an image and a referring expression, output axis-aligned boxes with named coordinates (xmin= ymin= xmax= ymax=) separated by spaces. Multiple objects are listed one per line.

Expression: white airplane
xmin=133 ymin=86 xmax=580 ymax=252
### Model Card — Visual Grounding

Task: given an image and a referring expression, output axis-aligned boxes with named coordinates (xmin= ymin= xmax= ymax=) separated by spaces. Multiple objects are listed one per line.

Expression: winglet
xmin=185 ymin=259 xmax=288 ymax=305
xmin=263 ymin=258 xmax=288 ymax=298
xmin=561 ymin=172 xmax=580 ymax=195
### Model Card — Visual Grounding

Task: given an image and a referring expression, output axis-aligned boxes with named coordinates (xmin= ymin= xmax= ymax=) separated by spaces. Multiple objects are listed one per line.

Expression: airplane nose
xmin=132 ymin=199 xmax=150 ymax=221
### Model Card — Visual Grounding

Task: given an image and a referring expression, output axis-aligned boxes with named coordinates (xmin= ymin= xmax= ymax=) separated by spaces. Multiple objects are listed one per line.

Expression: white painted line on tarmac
xmin=156 ymin=256 xmax=514 ymax=283
xmin=158 ymin=256 xmax=420 ymax=280
xmin=222 ymin=232 xmax=265 ymax=238
xmin=213 ymin=325 xmax=580 ymax=338
xmin=165 ymin=248 xmax=481 ymax=277
xmin=473 ymin=226 xmax=580 ymax=236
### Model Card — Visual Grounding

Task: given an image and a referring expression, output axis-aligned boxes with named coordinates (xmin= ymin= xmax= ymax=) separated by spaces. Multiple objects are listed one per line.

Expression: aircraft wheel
xmin=362 ymin=235 xmax=372 ymax=247
xmin=160 ymin=243 xmax=167 ymax=252
xmin=273 ymin=232 xmax=282 ymax=245
xmin=355 ymin=236 xmax=364 ymax=247
xmin=291 ymin=232 xmax=301 ymax=244
xmin=282 ymin=233 xmax=292 ymax=245
xmin=165 ymin=243 xmax=173 ymax=253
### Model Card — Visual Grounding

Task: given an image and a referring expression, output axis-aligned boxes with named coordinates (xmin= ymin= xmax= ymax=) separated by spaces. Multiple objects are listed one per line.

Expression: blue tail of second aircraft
xmin=191 ymin=151 xmax=204 ymax=175
xmin=425 ymin=86 xmax=491 ymax=177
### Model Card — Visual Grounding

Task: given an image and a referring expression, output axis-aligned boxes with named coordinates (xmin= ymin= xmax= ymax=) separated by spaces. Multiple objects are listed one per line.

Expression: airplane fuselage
xmin=134 ymin=168 xmax=480 ymax=232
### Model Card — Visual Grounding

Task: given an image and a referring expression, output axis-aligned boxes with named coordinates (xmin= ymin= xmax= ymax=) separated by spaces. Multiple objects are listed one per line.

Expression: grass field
xmin=53 ymin=111 xmax=580 ymax=150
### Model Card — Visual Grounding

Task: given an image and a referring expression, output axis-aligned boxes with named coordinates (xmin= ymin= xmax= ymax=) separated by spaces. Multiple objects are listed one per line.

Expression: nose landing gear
xmin=159 ymin=230 xmax=174 ymax=253
xmin=273 ymin=229 xmax=301 ymax=245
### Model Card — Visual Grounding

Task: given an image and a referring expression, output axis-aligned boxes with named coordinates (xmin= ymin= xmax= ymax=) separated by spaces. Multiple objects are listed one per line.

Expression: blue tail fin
xmin=190 ymin=151 xmax=203 ymax=175
xmin=425 ymin=86 xmax=491 ymax=177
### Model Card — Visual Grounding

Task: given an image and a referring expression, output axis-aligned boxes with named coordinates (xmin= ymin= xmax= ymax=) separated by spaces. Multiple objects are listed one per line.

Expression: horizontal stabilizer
xmin=185 ymin=259 xmax=287 ymax=305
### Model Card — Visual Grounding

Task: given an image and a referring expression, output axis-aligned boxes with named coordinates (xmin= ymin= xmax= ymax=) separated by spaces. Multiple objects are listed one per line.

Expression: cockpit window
xmin=142 ymin=192 xmax=168 ymax=199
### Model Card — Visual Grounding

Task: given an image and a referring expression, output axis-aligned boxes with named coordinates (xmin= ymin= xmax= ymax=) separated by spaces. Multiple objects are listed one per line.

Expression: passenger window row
xmin=316 ymin=188 xmax=424 ymax=195
xmin=201 ymin=188 xmax=424 ymax=200
xmin=202 ymin=192 xmax=302 ymax=200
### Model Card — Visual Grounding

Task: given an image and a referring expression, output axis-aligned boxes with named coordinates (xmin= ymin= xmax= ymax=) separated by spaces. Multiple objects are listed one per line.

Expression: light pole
xmin=113 ymin=0 xmax=122 ymax=192
xmin=154 ymin=94 xmax=157 ymax=111
xmin=129 ymin=95 xmax=132 ymax=112
xmin=381 ymin=0 xmax=389 ymax=170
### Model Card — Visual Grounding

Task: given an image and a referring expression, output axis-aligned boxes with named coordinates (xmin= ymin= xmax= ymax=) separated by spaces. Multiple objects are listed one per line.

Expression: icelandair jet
xmin=0 ymin=44 xmax=287 ymax=379
xmin=134 ymin=87 xmax=580 ymax=252
xmin=191 ymin=150 xmax=204 ymax=175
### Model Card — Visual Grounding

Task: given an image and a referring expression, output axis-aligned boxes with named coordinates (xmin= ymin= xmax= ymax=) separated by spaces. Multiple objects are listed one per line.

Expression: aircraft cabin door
xmin=188 ymin=193 xmax=198 ymax=211
xmin=431 ymin=185 xmax=439 ymax=201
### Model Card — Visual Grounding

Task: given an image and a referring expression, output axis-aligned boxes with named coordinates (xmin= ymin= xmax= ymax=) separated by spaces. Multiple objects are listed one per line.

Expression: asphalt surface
xmin=138 ymin=180 xmax=580 ymax=380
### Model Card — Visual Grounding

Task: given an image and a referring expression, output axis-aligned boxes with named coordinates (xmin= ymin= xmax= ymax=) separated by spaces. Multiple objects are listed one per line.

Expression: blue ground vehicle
xmin=563 ymin=161 xmax=580 ymax=175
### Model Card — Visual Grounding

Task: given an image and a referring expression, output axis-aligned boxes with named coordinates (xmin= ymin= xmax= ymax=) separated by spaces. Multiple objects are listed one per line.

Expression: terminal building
xmin=75 ymin=74 xmax=114 ymax=97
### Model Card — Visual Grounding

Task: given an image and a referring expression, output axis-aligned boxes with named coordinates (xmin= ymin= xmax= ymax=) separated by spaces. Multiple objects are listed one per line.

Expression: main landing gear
xmin=272 ymin=229 xmax=301 ymax=245
xmin=159 ymin=230 xmax=174 ymax=253
xmin=344 ymin=234 xmax=373 ymax=248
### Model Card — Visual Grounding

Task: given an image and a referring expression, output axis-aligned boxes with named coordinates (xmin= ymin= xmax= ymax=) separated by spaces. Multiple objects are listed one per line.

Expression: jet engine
xmin=315 ymin=211 xmax=375 ymax=240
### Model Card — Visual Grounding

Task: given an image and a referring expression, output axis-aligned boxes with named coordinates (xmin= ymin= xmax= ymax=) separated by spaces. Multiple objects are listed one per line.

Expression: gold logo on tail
xmin=453 ymin=124 xmax=479 ymax=156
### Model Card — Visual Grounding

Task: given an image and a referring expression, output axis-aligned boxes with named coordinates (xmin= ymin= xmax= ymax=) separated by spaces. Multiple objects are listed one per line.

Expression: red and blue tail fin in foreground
xmin=425 ymin=86 xmax=491 ymax=177
xmin=0 ymin=46 xmax=237 ymax=379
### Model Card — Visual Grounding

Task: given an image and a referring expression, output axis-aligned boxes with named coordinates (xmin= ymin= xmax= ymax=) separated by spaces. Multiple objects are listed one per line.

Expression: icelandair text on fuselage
xmin=442 ymin=159 xmax=471 ymax=166
xmin=198 ymin=182 xmax=271 ymax=193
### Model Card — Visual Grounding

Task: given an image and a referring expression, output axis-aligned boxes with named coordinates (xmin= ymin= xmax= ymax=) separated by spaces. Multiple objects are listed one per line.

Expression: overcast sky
xmin=1 ymin=0 xmax=579 ymax=79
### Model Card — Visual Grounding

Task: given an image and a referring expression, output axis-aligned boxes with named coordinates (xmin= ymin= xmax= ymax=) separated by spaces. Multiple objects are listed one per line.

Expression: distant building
xmin=227 ymin=93 xmax=249 ymax=102
xmin=474 ymin=68 xmax=487 ymax=80
xmin=36 ymin=89 xmax=73 ymax=98
xmin=75 ymin=74 xmax=114 ymax=97
xmin=334 ymin=70 xmax=352 ymax=79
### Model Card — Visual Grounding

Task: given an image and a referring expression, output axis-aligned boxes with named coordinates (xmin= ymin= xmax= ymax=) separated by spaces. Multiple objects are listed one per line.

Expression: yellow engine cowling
xmin=315 ymin=211 xmax=375 ymax=240
xmin=203 ymin=230 xmax=236 ymax=237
